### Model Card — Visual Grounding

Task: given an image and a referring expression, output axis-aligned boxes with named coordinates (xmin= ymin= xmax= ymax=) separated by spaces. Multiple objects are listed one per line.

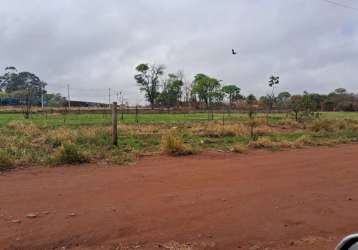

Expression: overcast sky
xmin=1 ymin=0 xmax=357 ymax=104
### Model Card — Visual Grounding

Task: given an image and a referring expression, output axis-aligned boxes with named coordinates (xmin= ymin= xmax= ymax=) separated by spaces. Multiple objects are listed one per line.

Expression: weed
xmin=308 ymin=119 xmax=335 ymax=133
xmin=232 ymin=144 xmax=248 ymax=154
xmin=161 ymin=129 xmax=193 ymax=156
xmin=111 ymin=150 xmax=138 ymax=165
xmin=51 ymin=144 xmax=89 ymax=165
xmin=0 ymin=150 xmax=14 ymax=171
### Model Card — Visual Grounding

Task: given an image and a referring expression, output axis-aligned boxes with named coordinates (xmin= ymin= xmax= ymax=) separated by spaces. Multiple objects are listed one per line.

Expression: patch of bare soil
xmin=1 ymin=145 xmax=358 ymax=250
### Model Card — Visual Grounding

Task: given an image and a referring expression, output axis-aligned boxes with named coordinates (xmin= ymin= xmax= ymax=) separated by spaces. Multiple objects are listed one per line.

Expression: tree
xmin=134 ymin=64 xmax=165 ymax=109
xmin=277 ymin=91 xmax=291 ymax=109
xmin=259 ymin=95 xmax=271 ymax=109
xmin=0 ymin=67 xmax=46 ymax=95
xmin=0 ymin=67 xmax=47 ymax=118
xmin=222 ymin=84 xmax=241 ymax=107
xmin=290 ymin=95 xmax=303 ymax=121
xmin=328 ymin=88 xmax=354 ymax=111
xmin=191 ymin=74 xmax=223 ymax=109
xmin=45 ymin=93 xmax=66 ymax=107
xmin=157 ymin=73 xmax=184 ymax=110
xmin=246 ymin=94 xmax=257 ymax=118
xmin=268 ymin=75 xmax=280 ymax=111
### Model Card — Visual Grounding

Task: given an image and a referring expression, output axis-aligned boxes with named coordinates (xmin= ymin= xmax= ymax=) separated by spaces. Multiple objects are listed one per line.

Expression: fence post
xmin=112 ymin=102 xmax=118 ymax=146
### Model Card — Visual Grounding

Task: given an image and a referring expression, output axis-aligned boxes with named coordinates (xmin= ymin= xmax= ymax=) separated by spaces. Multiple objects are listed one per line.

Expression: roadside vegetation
xmin=0 ymin=112 xmax=358 ymax=171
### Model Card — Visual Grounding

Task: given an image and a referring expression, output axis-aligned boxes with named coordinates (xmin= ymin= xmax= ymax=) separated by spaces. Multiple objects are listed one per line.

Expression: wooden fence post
xmin=112 ymin=102 xmax=118 ymax=146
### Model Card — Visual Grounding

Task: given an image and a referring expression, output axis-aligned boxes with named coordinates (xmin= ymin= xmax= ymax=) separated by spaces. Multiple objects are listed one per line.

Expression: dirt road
xmin=1 ymin=145 xmax=358 ymax=250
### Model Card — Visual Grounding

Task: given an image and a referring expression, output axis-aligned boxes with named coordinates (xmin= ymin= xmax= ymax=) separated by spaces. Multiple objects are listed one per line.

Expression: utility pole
xmin=112 ymin=102 xmax=118 ymax=146
xmin=120 ymin=91 xmax=124 ymax=121
xmin=108 ymin=88 xmax=111 ymax=108
xmin=41 ymin=82 xmax=44 ymax=110
xmin=67 ymin=84 xmax=71 ymax=109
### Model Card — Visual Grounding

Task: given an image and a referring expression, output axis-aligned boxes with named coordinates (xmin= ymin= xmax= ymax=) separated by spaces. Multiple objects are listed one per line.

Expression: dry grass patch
xmin=0 ymin=150 xmax=14 ymax=172
xmin=191 ymin=122 xmax=246 ymax=137
xmin=248 ymin=137 xmax=300 ymax=149
xmin=308 ymin=119 xmax=335 ymax=133
xmin=278 ymin=118 xmax=301 ymax=129
xmin=6 ymin=120 xmax=41 ymax=136
xmin=162 ymin=241 xmax=195 ymax=250
xmin=232 ymin=144 xmax=248 ymax=154
xmin=161 ymin=129 xmax=193 ymax=156
xmin=51 ymin=144 xmax=89 ymax=165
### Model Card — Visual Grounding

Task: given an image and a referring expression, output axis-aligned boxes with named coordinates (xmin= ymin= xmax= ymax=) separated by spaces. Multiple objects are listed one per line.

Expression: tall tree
xmin=158 ymin=73 xmax=184 ymax=109
xmin=0 ymin=67 xmax=46 ymax=95
xmin=222 ymin=84 xmax=241 ymax=107
xmin=290 ymin=95 xmax=303 ymax=121
xmin=191 ymin=74 xmax=223 ymax=108
xmin=268 ymin=75 xmax=280 ymax=111
xmin=134 ymin=64 xmax=165 ymax=109
xmin=0 ymin=67 xmax=47 ymax=118
xmin=245 ymin=94 xmax=257 ymax=118
xmin=277 ymin=91 xmax=291 ymax=109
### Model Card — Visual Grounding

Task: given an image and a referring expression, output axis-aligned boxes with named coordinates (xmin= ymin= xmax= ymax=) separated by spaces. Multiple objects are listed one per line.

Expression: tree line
xmin=134 ymin=63 xmax=358 ymax=113
xmin=1 ymin=65 xmax=358 ymax=117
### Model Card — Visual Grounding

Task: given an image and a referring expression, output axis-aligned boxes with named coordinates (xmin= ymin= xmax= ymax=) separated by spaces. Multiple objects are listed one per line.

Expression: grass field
xmin=1 ymin=111 xmax=358 ymax=127
xmin=1 ymin=111 xmax=358 ymax=170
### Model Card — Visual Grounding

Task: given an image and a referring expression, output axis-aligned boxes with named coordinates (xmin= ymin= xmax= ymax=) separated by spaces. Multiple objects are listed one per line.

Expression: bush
xmin=111 ymin=150 xmax=137 ymax=165
xmin=52 ymin=144 xmax=89 ymax=165
xmin=161 ymin=129 xmax=193 ymax=156
xmin=248 ymin=137 xmax=296 ymax=149
xmin=232 ymin=144 xmax=248 ymax=154
xmin=0 ymin=150 xmax=14 ymax=172
xmin=278 ymin=118 xmax=301 ymax=128
xmin=248 ymin=137 xmax=274 ymax=149
xmin=308 ymin=119 xmax=335 ymax=133
xmin=7 ymin=120 xmax=41 ymax=136
xmin=294 ymin=134 xmax=314 ymax=146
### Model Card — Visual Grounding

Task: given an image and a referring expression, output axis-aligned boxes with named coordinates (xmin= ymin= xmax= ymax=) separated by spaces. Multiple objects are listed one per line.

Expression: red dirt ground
xmin=1 ymin=145 xmax=358 ymax=250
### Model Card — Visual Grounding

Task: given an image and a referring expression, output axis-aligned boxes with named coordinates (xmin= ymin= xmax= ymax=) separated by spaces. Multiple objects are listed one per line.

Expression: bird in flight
xmin=232 ymin=49 xmax=237 ymax=55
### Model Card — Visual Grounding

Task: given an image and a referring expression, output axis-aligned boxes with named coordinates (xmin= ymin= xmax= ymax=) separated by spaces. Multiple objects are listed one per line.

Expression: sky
xmin=0 ymin=0 xmax=357 ymax=104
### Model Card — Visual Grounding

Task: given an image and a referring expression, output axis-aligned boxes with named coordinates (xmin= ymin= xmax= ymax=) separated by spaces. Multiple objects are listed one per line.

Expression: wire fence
xmin=0 ymin=104 xmax=292 ymax=127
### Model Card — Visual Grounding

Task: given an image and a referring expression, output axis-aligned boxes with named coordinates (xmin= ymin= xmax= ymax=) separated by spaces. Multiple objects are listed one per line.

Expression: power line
xmin=321 ymin=0 xmax=358 ymax=12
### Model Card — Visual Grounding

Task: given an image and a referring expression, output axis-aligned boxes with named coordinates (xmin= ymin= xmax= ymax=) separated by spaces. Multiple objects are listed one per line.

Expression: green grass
xmin=1 ymin=111 xmax=357 ymax=127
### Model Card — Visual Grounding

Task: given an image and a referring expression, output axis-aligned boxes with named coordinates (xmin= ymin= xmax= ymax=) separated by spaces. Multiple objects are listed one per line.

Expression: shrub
xmin=232 ymin=144 xmax=248 ymax=154
xmin=308 ymin=119 xmax=335 ymax=133
xmin=161 ymin=129 xmax=193 ymax=156
xmin=6 ymin=120 xmax=41 ymax=136
xmin=52 ymin=144 xmax=89 ymax=165
xmin=255 ymin=125 xmax=273 ymax=136
xmin=111 ymin=150 xmax=137 ymax=165
xmin=278 ymin=118 xmax=301 ymax=128
xmin=248 ymin=137 xmax=296 ymax=149
xmin=248 ymin=137 xmax=274 ymax=149
xmin=0 ymin=150 xmax=14 ymax=172
xmin=47 ymin=128 xmax=76 ymax=148
xmin=294 ymin=134 xmax=314 ymax=146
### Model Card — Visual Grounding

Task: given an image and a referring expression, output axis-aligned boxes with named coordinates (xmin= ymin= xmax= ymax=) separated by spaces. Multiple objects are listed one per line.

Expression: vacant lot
xmin=1 ymin=145 xmax=358 ymax=250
